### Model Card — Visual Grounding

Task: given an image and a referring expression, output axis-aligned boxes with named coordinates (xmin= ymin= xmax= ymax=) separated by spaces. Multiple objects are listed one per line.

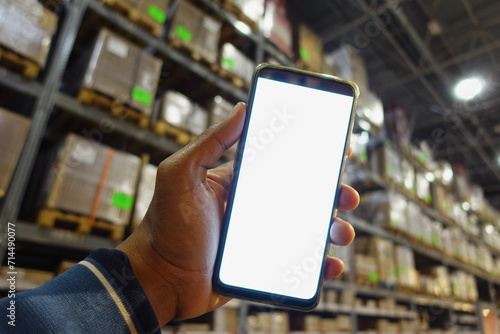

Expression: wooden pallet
xmin=152 ymin=120 xmax=193 ymax=146
xmin=0 ymin=46 xmax=40 ymax=79
xmin=37 ymin=209 xmax=125 ymax=241
xmin=169 ymin=38 xmax=219 ymax=72
xmin=218 ymin=67 xmax=246 ymax=89
xmin=101 ymin=0 xmax=162 ymax=37
xmin=222 ymin=0 xmax=259 ymax=33
xmin=398 ymin=286 xmax=416 ymax=294
xmin=77 ymin=88 xmax=150 ymax=128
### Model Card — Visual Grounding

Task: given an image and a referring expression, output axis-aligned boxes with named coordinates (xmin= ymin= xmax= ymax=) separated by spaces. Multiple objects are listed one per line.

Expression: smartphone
xmin=213 ymin=64 xmax=359 ymax=310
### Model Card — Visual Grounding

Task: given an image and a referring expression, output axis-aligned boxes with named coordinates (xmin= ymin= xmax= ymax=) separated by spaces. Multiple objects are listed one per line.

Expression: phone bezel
xmin=213 ymin=63 xmax=359 ymax=310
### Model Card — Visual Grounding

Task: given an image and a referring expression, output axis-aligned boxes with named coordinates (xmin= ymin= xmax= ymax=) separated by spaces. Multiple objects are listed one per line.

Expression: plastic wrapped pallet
xmin=0 ymin=108 xmax=31 ymax=198
xmin=330 ymin=44 xmax=369 ymax=95
xmin=132 ymin=164 xmax=157 ymax=230
xmin=297 ymin=24 xmax=322 ymax=72
xmin=406 ymin=201 xmax=422 ymax=241
xmin=370 ymin=144 xmax=402 ymax=185
xmin=220 ymin=43 xmax=255 ymax=84
xmin=160 ymin=90 xmax=192 ymax=131
xmin=435 ymin=161 xmax=453 ymax=188
xmin=355 ymin=237 xmax=397 ymax=287
xmin=263 ymin=0 xmax=293 ymax=57
xmin=0 ymin=0 xmax=58 ymax=67
xmin=355 ymin=190 xmax=408 ymax=233
xmin=429 ymin=220 xmax=442 ymax=250
xmin=43 ymin=133 xmax=141 ymax=225
xmin=225 ymin=0 xmax=264 ymax=25
xmin=401 ymin=158 xmax=415 ymax=195
xmin=189 ymin=104 xmax=209 ymax=136
xmin=415 ymin=171 xmax=432 ymax=206
xmin=350 ymin=132 xmax=369 ymax=166
xmin=395 ymin=245 xmax=418 ymax=290
xmin=169 ymin=0 xmax=221 ymax=64
xmin=83 ymin=28 xmax=163 ymax=116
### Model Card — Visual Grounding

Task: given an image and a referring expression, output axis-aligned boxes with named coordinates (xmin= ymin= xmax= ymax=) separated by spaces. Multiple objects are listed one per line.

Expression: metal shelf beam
xmin=0 ymin=68 xmax=42 ymax=97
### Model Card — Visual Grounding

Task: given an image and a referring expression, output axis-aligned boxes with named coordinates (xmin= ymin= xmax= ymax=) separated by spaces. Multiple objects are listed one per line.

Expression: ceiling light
xmin=461 ymin=202 xmax=470 ymax=211
xmin=454 ymin=77 xmax=485 ymax=100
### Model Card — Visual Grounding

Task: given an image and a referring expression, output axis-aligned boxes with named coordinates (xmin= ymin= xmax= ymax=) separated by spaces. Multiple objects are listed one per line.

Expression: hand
xmin=118 ymin=103 xmax=359 ymax=325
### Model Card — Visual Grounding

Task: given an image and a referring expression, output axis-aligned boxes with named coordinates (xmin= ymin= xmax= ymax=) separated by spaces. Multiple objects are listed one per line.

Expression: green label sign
xmin=112 ymin=192 xmax=134 ymax=211
xmin=369 ymin=272 xmax=378 ymax=283
xmin=300 ymin=49 xmax=310 ymax=61
xmin=222 ymin=57 xmax=236 ymax=70
xmin=148 ymin=5 xmax=166 ymax=24
xmin=176 ymin=25 xmax=192 ymax=42
xmin=132 ymin=86 xmax=153 ymax=106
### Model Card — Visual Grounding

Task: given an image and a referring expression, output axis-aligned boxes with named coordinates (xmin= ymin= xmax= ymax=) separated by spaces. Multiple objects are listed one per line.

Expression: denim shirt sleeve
xmin=0 ymin=248 xmax=161 ymax=334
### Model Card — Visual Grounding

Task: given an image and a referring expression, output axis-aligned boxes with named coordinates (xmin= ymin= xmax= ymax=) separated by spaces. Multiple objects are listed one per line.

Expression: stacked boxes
xmin=0 ymin=108 xmax=31 ymax=198
xmin=321 ymin=54 xmax=341 ymax=77
xmin=213 ymin=307 xmax=238 ymax=332
xmin=247 ymin=312 xmax=289 ymax=333
xmin=189 ymin=104 xmax=209 ymax=136
xmin=415 ymin=171 xmax=432 ymax=205
xmin=297 ymin=24 xmax=323 ymax=72
xmin=168 ymin=0 xmax=221 ymax=63
xmin=354 ymin=254 xmax=377 ymax=283
xmin=357 ymin=91 xmax=384 ymax=130
xmin=210 ymin=96 xmax=238 ymax=156
xmin=450 ymin=271 xmax=478 ymax=302
xmin=395 ymin=245 xmax=418 ymax=290
xmin=263 ymin=0 xmax=293 ymax=57
xmin=220 ymin=43 xmax=255 ymax=84
xmin=356 ymin=190 xmax=408 ymax=232
xmin=83 ymin=28 xmax=163 ymax=116
xmin=132 ymin=164 xmax=157 ymax=230
xmin=355 ymin=237 xmax=397 ymax=287
xmin=0 ymin=0 xmax=58 ymax=68
xmin=42 ymin=134 xmax=141 ymax=226
xmin=371 ymin=144 xmax=402 ymax=184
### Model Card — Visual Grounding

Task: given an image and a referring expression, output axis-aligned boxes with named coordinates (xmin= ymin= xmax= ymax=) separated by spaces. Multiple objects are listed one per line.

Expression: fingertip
xmin=324 ymin=256 xmax=344 ymax=280
xmin=330 ymin=218 xmax=355 ymax=246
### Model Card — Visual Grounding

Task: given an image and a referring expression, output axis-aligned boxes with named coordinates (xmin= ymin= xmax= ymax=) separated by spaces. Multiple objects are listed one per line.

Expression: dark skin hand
xmin=118 ymin=102 xmax=359 ymax=325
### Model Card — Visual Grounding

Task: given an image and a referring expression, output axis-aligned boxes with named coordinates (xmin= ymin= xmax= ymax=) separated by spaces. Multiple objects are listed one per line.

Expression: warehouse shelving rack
xmin=0 ymin=0 xmax=498 ymax=332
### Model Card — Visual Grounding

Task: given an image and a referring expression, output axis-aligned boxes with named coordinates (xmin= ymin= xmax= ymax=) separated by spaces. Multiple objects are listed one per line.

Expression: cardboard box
xmin=336 ymin=315 xmax=351 ymax=331
xmin=220 ymin=43 xmax=255 ymax=83
xmin=401 ymin=158 xmax=415 ymax=195
xmin=355 ymin=190 xmax=408 ymax=232
xmin=298 ymin=24 xmax=322 ymax=72
xmin=213 ymin=307 xmax=238 ymax=332
xmin=44 ymin=133 xmax=141 ymax=225
xmin=83 ymin=28 xmax=162 ymax=116
xmin=371 ymin=144 xmax=402 ymax=184
xmin=355 ymin=237 xmax=397 ymax=286
xmin=263 ymin=0 xmax=293 ymax=57
xmin=395 ymin=245 xmax=417 ymax=289
xmin=132 ymin=164 xmax=157 ymax=230
xmin=0 ymin=0 xmax=58 ymax=67
xmin=169 ymin=0 xmax=221 ymax=63
xmin=354 ymin=254 xmax=377 ymax=282
xmin=160 ymin=90 xmax=192 ymax=131
xmin=320 ymin=318 xmax=337 ymax=332
xmin=328 ymin=243 xmax=352 ymax=275
xmin=209 ymin=96 xmax=238 ymax=156
xmin=120 ymin=0 xmax=170 ymax=32
xmin=350 ymin=132 xmax=369 ymax=166
xmin=0 ymin=108 xmax=31 ymax=198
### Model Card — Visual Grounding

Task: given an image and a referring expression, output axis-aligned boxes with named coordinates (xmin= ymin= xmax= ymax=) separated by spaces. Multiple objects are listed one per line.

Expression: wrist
xmin=117 ymin=221 xmax=179 ymax=325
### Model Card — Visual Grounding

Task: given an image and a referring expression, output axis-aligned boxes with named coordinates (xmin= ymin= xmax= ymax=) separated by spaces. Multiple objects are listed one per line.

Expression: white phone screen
xmin=219 ymin=77 xmax=354 ymax=300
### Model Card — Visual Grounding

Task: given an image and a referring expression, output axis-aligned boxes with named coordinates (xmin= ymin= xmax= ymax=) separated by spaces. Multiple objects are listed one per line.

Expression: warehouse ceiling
xmin=287 ymin=0 xmax=500 ymax=205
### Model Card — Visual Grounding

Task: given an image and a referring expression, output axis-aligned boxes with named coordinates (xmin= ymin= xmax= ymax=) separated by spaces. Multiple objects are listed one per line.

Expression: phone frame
xmin=213 ymin=63 xmax=359 ymax=310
